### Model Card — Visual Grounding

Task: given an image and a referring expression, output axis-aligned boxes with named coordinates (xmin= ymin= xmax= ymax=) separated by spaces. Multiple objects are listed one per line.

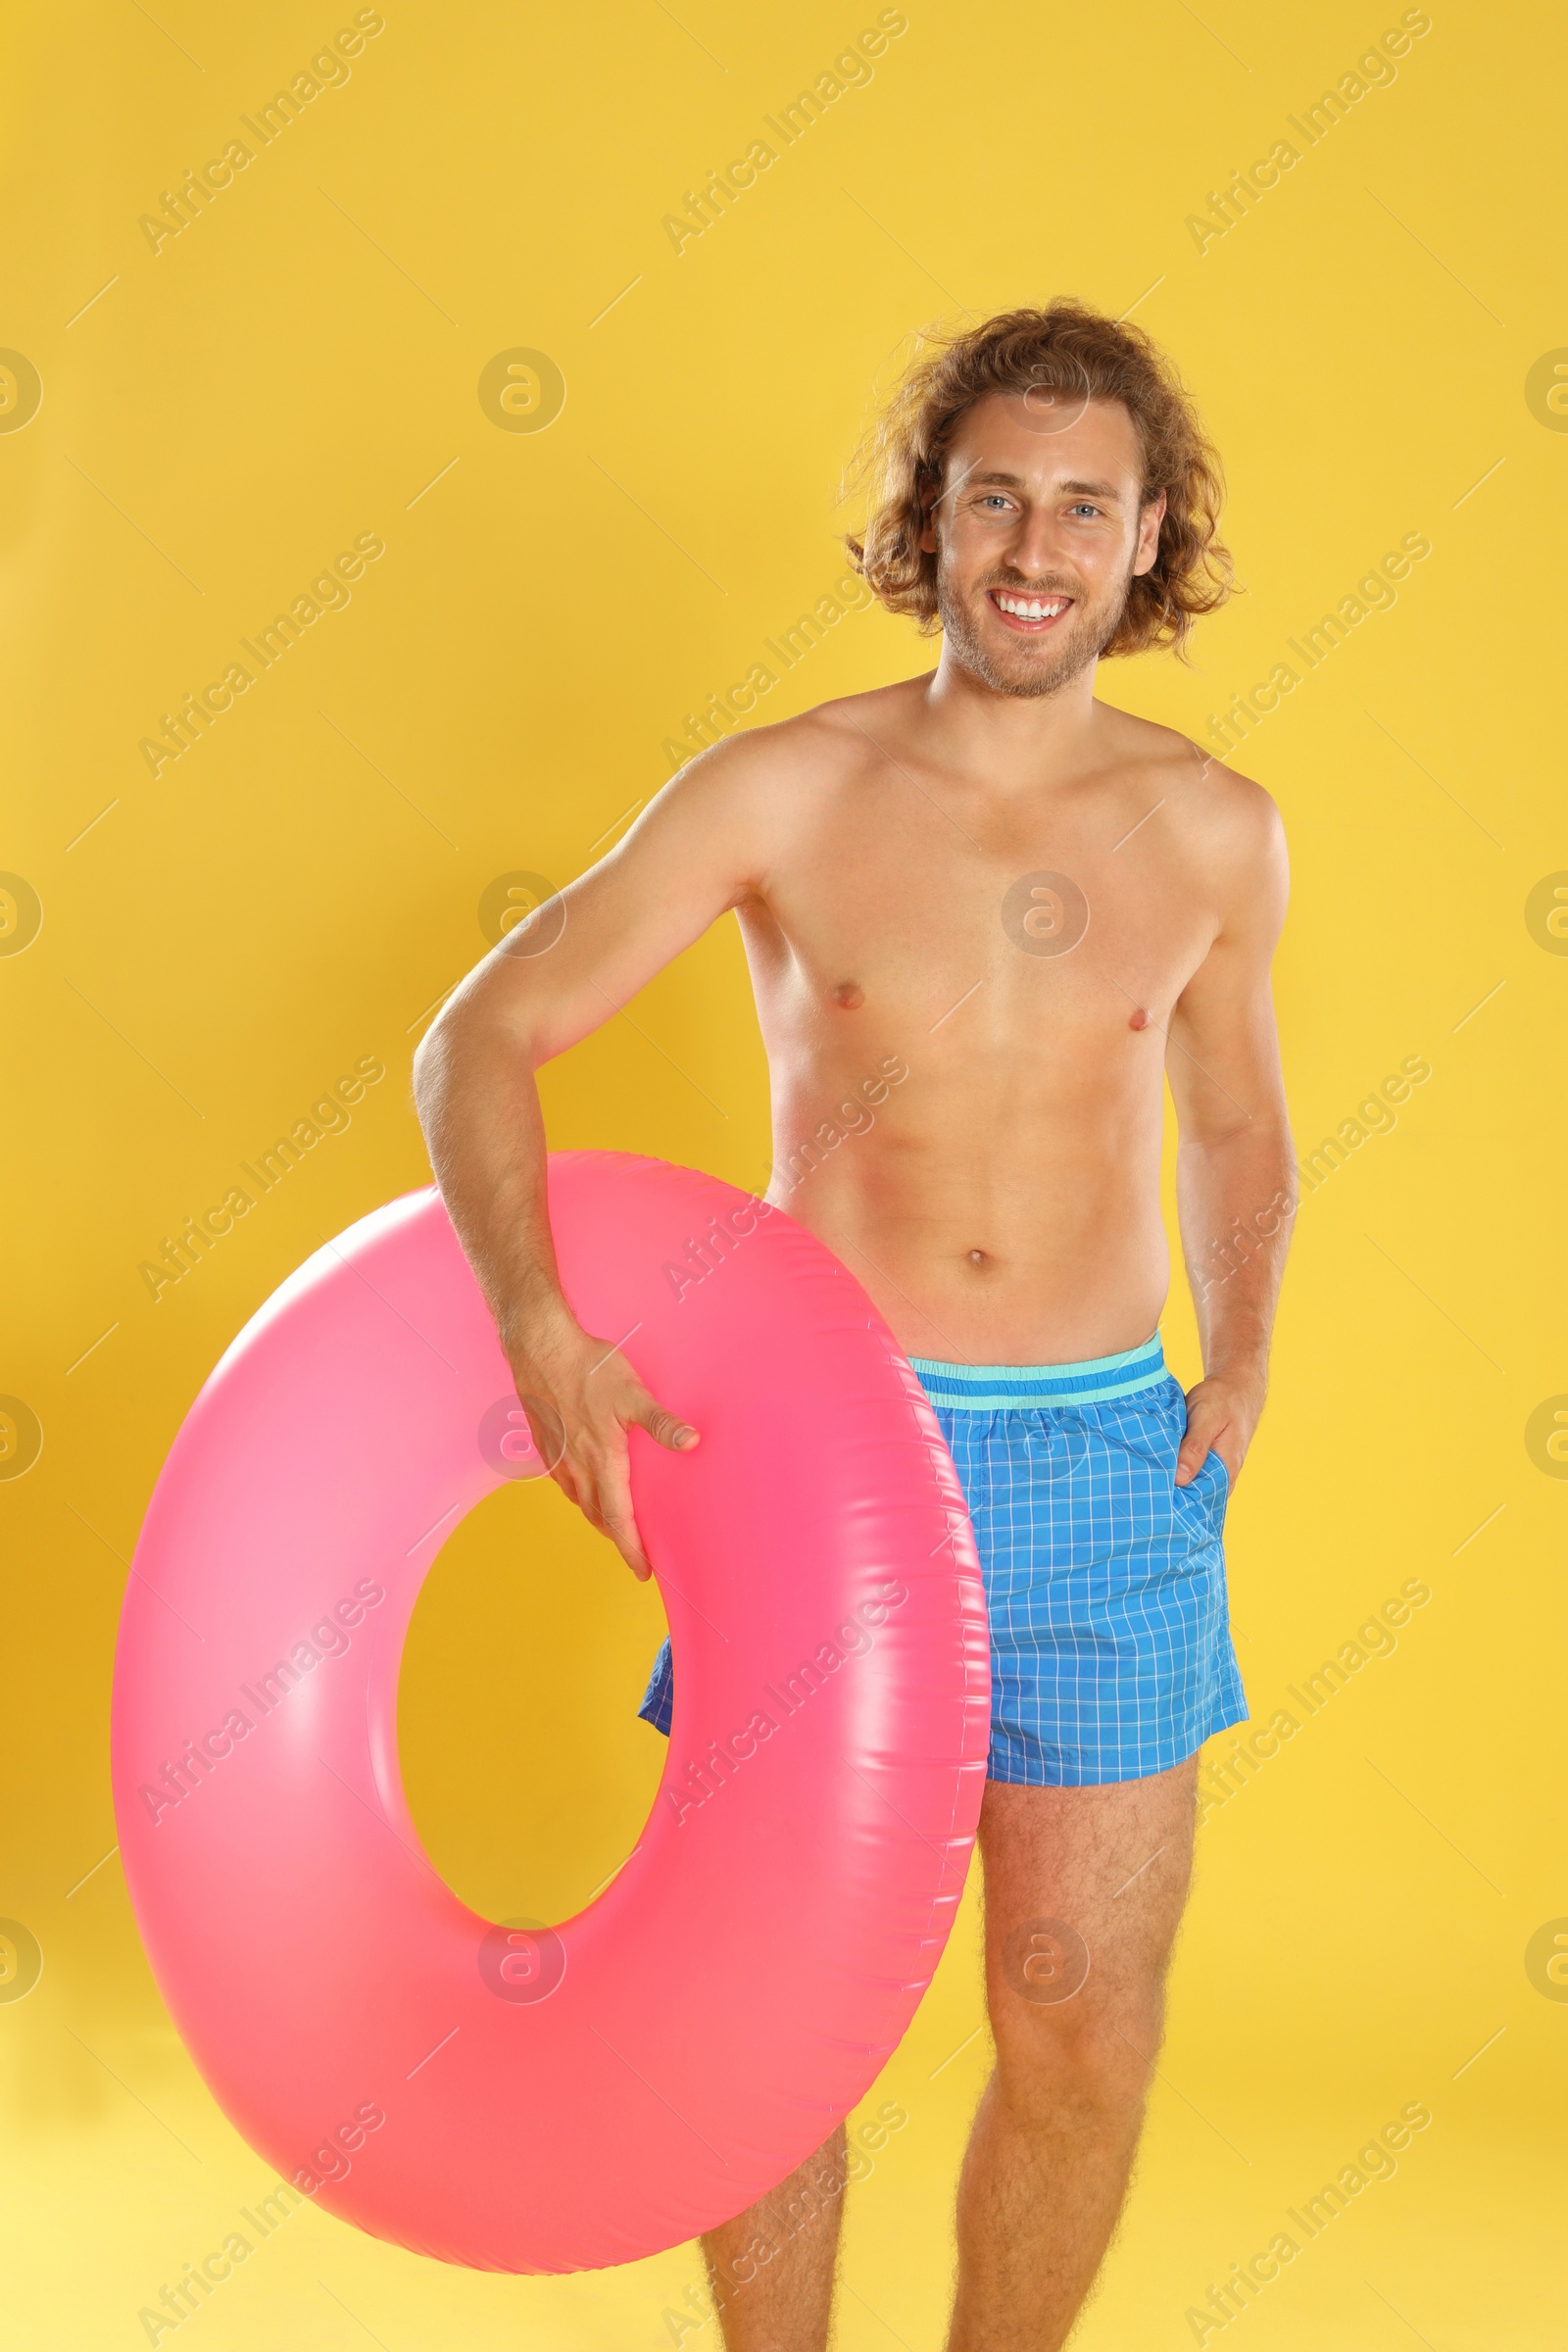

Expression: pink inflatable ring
xmin=112 ymin=1152 xmax=990 ymax=2273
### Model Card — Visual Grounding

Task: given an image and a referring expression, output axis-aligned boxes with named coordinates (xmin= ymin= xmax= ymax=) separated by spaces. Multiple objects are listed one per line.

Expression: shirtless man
xmin=413 ymin=301 xmax=1295 ymax=2351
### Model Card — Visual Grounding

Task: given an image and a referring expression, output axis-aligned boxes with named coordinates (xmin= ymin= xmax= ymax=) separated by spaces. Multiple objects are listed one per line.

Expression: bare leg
xmin=946 ymin=1759 xmax=1200 ymax=2350
xmin=700 ymin=2124 xmax=849 ymax=2351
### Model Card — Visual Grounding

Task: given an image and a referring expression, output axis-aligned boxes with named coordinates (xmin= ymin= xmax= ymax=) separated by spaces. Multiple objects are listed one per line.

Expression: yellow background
xmin=3 ymin=1 xmax=1563 ymax=2344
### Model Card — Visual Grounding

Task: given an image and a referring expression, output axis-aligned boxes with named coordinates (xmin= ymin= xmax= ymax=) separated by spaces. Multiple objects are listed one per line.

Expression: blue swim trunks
xmin=636 ymin=1331 xmax=1247 ymax=1787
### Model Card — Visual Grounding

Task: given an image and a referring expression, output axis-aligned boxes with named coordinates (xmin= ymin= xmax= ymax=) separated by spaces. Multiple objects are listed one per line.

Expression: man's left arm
xmin=1164 ymin=777 xmax=1295 ymax=1489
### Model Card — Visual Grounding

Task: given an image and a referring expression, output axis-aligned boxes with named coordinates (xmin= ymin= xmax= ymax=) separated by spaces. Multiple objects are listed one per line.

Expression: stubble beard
xmin=934 ymin=551 xmax=1134 ymax=700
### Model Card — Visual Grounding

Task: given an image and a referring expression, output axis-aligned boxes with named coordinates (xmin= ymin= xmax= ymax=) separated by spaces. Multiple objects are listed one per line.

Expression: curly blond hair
xmin=843 ymin=301 xmax=1234 ymax=662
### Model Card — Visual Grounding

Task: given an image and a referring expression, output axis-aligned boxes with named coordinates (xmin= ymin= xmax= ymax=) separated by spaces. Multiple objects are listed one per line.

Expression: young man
xmin=414 ymin=301 xmax=1295 ymax=2350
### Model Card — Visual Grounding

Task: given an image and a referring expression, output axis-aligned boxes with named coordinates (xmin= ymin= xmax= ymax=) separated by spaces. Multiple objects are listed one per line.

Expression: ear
xmin=1132 ymin=488 xmax=1166 ymax=577
xmin=916 ymin=466 xmax=943 ymax=557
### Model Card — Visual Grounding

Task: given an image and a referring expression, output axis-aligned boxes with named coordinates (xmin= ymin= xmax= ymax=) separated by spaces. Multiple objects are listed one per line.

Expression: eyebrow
xmin=963 ymin=467 xmax=1126 ymax=507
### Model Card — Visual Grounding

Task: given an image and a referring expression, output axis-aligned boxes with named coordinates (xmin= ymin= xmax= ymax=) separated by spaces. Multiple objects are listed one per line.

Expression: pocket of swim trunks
xmin=1170 ymin=1446 xmax=1229 ymax=1544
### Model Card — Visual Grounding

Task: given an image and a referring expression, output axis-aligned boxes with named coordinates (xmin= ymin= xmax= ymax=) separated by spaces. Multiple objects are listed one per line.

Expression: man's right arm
xmin=412 ymin=731 xmax=783 ymax=1579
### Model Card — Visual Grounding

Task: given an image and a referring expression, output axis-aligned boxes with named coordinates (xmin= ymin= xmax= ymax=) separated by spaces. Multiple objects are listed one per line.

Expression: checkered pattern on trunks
xmin=636 ymin=1332 xmax=1247 ymax=1786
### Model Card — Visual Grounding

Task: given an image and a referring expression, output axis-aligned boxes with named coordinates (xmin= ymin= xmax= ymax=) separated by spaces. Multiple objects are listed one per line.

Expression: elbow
xmin=413 ymin=978 xmax=548 ymax=1117
xmin=410 ymin=1025 xmax=434 ymax=1103
xmin=412 ymin=989 xmax=465 ymax=1096
xmin=412 ymin=989 xmax=480 ymax=1120
xmin=411 ymin=1013 xmax=448 ymax=1134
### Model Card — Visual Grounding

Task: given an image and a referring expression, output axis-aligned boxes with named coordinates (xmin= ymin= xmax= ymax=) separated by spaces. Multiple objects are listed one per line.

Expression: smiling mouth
xmin=987 ymin=589 xmax=1074 ymax=633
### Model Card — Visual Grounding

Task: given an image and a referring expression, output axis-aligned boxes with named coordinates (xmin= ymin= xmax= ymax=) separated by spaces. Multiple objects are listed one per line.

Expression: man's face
xmin=920 ymin=389 xmax=1165 ymax=698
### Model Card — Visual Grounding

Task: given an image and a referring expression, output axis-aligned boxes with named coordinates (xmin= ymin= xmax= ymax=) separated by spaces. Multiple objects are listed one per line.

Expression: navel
xmin=833 ymin=981 xmax=864 ymax=1009
xmin=966 ymin=1248 xmax=992 ymax=1271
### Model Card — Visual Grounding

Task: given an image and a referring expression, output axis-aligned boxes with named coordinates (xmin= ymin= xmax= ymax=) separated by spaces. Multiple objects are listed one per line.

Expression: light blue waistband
xmin=908 ymin=1332 xmax=1167 ymax=1410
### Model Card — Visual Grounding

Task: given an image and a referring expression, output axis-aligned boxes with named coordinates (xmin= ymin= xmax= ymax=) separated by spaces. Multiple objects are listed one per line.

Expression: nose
xmin=1004 ymin=501 xmax=1073 ymax=584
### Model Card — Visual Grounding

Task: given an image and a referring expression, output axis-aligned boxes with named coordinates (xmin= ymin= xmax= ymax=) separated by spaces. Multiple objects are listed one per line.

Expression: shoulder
xmin=1177 ymin=742 xmax=1288 ymax=940
xmin=628 ymin=680 xmax=911 ymax=897
xmin=1189 ymin=747 xmax=1286 ymax=875
xmin=662 ymin=676 xmax=922 ymax=806
xmin=1106 ymin=705 xmax=1285 ymax=868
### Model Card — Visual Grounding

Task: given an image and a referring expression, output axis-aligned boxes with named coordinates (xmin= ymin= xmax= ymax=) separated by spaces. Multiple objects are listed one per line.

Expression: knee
xmin=991 ymin=1995 xmax=1161 ymax=2125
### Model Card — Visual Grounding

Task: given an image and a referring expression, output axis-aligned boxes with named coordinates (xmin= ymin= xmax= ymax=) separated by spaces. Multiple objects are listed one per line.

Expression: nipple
xmin=833 ymin=981 xmax=864 ymax=1009
xmin=1128 ymin=1007 xmax=1149 ymax=1031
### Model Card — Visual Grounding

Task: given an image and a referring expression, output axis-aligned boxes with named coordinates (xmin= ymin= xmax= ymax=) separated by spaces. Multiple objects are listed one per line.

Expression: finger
xmin=628 ymin=1391 xmax=700 ymax=1451
xmin=585 ymin=1461 xmax=651 ymax=1580
xmin=608 ymin=1522 xmax=652 ymax=1582
xmin=572 ymin=1483 xmax=612 ymax=1541
xmin=1176 ymin=1417 xmax=1227 ymax=1486
xmin=558 ymin=1454 xmax=615 ymax=1540
xmin=600 ymin=1496 xmax=651 ymax=1580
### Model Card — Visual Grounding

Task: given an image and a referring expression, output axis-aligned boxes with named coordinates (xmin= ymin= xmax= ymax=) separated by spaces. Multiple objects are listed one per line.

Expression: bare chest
xmin=742 ymin=767 xmax=1219 ymax=1057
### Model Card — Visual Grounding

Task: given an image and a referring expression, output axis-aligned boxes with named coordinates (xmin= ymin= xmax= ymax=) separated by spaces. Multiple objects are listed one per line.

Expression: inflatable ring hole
xmin=399 ymin=1477 xmax=670 ymax=1929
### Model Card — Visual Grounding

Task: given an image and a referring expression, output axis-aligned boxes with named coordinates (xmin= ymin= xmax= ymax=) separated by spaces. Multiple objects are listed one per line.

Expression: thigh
xmin=977 ymin=1760 xmax=1200 ymax=2032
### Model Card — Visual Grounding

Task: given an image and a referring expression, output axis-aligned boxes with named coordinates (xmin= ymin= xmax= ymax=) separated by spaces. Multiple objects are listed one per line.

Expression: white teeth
xmin=997 ymin=594 xmax=1067 ymax=618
